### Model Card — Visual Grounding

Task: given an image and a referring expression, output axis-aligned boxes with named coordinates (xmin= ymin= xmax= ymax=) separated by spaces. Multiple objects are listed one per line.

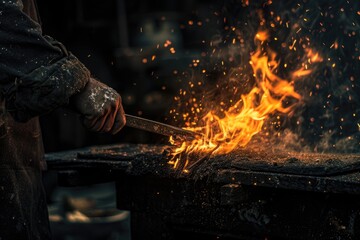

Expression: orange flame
xmin=170 ymin=30 xmax=320 ymax=171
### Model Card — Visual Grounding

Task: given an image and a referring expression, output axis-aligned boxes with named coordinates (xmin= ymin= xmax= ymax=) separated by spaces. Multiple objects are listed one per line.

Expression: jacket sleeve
xmin=0 ymin=0 xmax=90 ymax=122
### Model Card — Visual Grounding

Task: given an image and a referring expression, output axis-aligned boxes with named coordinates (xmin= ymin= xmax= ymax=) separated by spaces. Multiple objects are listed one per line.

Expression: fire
xmin=169 ymin=30 xmax=320 ymax=171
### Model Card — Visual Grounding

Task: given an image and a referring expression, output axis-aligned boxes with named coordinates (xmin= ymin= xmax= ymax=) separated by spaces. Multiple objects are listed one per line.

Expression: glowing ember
xmin=169 ymin=30 xmax=321 ymax=171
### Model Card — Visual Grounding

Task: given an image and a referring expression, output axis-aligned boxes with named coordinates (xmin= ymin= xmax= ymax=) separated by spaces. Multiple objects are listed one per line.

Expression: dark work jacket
xmin=0 ymin=0 xmax=91 ymax=239
xmin=0 ymin=0 xmax=91 ymax=170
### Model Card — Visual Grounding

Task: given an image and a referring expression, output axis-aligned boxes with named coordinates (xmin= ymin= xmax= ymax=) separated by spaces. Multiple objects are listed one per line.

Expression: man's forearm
xmin=0 ymin=0 xmax=91 ymax=122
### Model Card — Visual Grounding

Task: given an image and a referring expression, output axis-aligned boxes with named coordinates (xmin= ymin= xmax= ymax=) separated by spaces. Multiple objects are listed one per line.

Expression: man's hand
xmin=70 ymin=78 xmax=126 ymax=134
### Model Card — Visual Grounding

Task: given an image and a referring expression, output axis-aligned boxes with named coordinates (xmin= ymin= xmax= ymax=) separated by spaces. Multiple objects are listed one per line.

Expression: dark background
xmin=36 ymin=0 xmax=222 ymax=153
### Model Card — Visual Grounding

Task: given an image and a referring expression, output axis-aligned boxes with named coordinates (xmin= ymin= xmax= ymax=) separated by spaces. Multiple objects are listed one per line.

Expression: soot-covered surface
xmin=46 ymin=144 xmax=360 ymax=239
xmin=46 ymin=143 xmax=360 ymax=177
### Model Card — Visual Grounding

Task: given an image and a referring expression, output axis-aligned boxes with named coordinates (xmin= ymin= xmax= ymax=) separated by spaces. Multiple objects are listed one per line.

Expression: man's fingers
xmin=76 ymin=83 xmax=126 ymax=135
xmin=82 ymin=116 xmax=98 ymax=129
xmin=100 ymin=104 xmax=118 ymax=133
xmin=90 ymin=109 xmax=111 ymax=132
xmin=110 ymin=105 xmax=126 ymax=135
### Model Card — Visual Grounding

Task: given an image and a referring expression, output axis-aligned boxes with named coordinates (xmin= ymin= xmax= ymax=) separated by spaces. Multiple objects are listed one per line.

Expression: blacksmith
xmin=0 ymin=0 xmax=126 ymax=239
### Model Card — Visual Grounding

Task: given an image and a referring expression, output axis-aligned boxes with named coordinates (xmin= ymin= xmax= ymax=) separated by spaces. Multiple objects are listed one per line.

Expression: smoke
xmin=279 ymin=0 xmax=360 ymax=153
xmin=221 ymin=0 xmax=360 ymax=153
xmin=171 ymin=0 xmax=360 ymax=153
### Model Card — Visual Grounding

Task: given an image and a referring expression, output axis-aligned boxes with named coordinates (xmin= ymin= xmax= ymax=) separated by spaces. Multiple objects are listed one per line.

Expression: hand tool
xmin=125 ymin=114 xmax=200 ymax=140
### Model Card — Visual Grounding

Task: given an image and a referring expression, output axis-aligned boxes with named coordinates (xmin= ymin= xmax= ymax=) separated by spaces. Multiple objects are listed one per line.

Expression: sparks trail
xmin=168 ymin=28 xmax=322 ymax=173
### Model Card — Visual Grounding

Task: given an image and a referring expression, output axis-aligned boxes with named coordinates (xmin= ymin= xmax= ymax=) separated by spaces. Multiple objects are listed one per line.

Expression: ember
xmin=40 ymin=1 xmax=360 ymax=239
xmin=169 ymin=26 xmax=322 ymax=171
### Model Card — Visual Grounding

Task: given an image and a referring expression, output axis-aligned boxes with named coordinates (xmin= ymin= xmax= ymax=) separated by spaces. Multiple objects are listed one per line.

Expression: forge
xmin=46 ymin=143 xmax=360 ymax=240
xmin=44 ymin=1 xmax=360 ymax=239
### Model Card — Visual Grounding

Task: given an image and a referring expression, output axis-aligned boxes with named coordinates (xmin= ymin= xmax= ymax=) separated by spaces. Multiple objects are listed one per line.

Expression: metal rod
xmin=125 ymin=114 xmax=200 ymax=139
